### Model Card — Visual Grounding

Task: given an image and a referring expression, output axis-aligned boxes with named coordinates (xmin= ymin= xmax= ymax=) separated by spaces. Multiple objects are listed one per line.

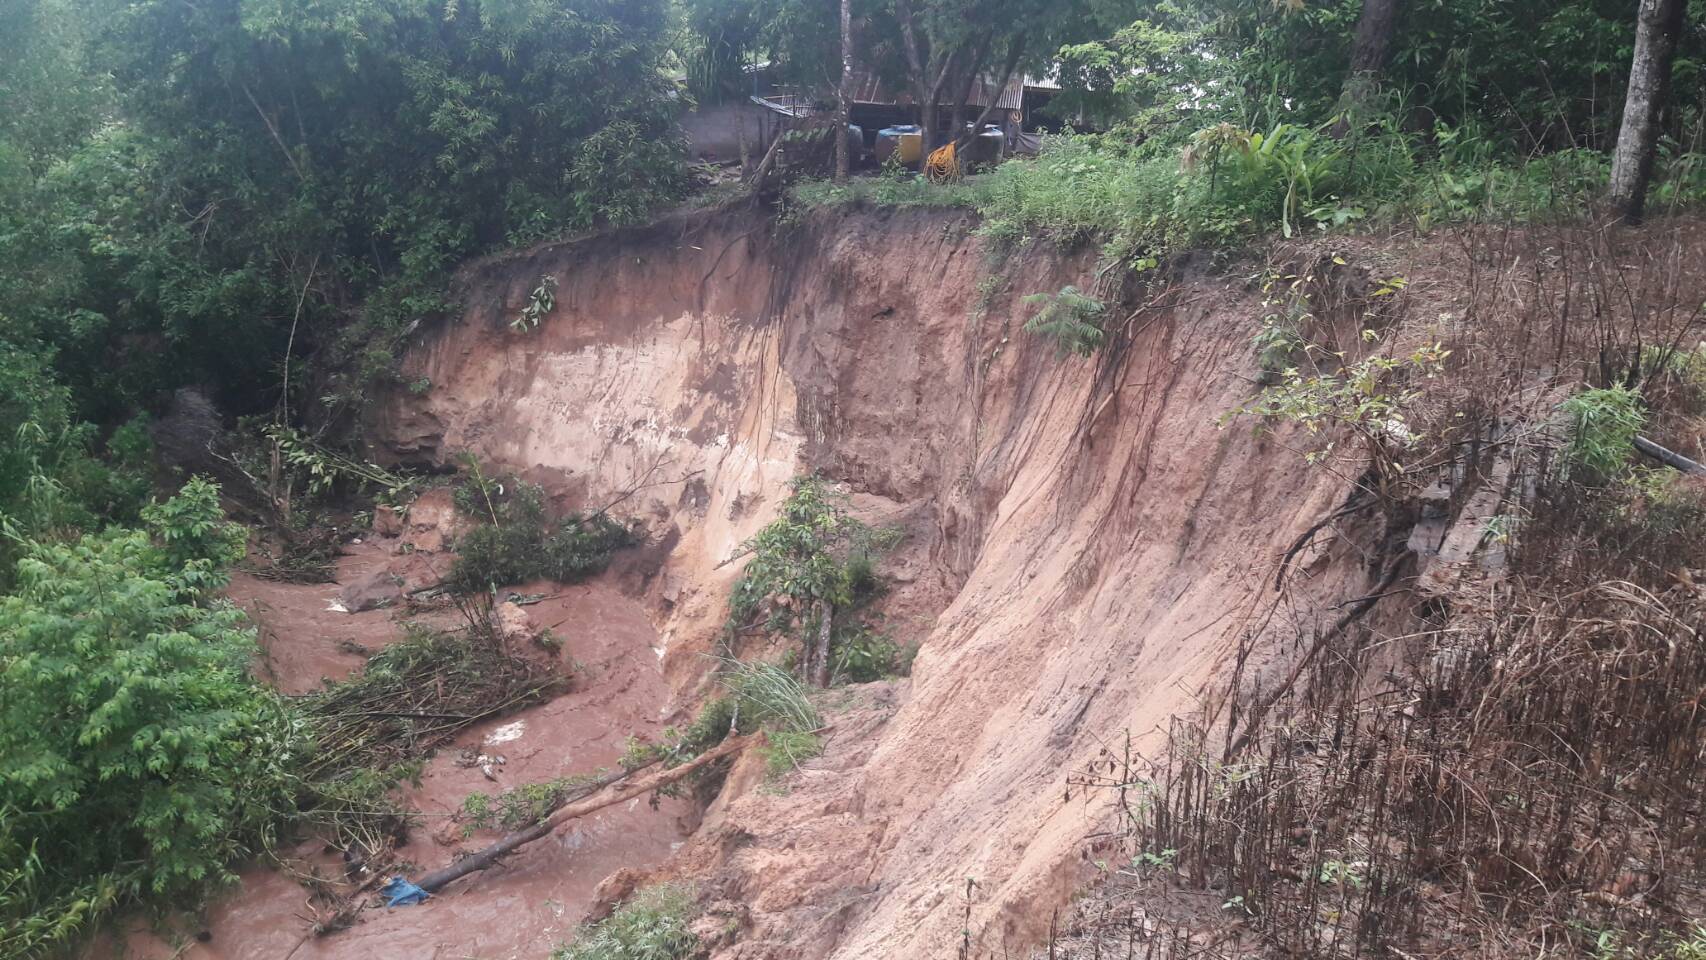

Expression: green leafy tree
xmin=1 ymin=0 xmax=692 ymax=423
xmin=0 ymin=480 xmax=300 ymax=955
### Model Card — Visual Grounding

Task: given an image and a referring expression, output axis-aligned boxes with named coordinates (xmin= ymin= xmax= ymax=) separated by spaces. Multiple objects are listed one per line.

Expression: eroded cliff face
xmin=370 ymin=206 xmax=1372 ymax=959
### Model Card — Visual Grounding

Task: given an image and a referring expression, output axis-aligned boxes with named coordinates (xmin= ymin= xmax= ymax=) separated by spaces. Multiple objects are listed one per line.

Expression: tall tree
xmin=886 ymin=0 xmax=1093 ymax=151
xmin=1608 ymin=0 xmax=1688 ymax=223
xmin=835 ymin=0 xmax=854 ymax=180
xmin=1332 ymin=0 xmax=1403 ymax=137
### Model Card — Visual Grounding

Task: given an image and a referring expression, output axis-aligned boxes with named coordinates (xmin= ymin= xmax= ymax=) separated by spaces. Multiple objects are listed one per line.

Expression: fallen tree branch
xmin=414 ymin=732 xmax=759 ymax=894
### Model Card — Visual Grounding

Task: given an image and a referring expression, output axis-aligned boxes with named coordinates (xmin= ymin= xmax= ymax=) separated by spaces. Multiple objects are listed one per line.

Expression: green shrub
xmin=552 ymin=883 xmax=700 ymax=960
xmin=1225 ymin=339 xmax=1450 ymax=486
xmin=0 ymin=482 xmax=301 ymax=955
xmin=447 ymin=472 xmax=635 ymax=594
xmin=139 ymin=475 xmax=247 ymax=579
xmin=725 ymin=476 xmax=894 ymax=633
xmin=831 ymin=622 xmax=913 ymax=683
xmin=1560 ymin=385 xmax=1646 ymax=482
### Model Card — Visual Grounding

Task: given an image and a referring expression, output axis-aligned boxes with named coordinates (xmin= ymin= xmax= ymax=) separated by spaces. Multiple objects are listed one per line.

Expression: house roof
xmin=846 ymin=68 xmax=1023 ymax=111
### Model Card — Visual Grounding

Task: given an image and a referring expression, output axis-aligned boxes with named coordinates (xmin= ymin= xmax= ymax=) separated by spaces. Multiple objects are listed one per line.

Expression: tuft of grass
xmin=720 ymin=659 xmax=821 ymax=736
xmin=552 ymin=883 xmax=699 ymax=960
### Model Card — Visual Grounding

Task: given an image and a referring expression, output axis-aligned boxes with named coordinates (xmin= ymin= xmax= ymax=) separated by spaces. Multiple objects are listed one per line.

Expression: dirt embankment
xmin=367 ymin=206 xmax=1383 ymax=958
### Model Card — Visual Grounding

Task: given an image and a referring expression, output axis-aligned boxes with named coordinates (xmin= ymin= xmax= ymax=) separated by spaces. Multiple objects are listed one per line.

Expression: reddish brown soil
xmin=235 ymin=543 xmax=410 ymax=695
xmin=103 ymin=531 xmax=687 ymax=959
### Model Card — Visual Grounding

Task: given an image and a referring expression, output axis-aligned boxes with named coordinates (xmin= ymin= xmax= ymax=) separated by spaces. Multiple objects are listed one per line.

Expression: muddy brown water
xmin=104 ymin=544 xmax=687 ymax=960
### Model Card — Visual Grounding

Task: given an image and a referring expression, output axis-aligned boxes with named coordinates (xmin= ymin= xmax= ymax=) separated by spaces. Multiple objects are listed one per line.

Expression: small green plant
xmin=1133 ymin=847 xmax=1178 ymax=870
xmin=1251 ymin=275 xmax=1312 ymax=380
xmin=552 ymin=883 xmax=700 ymax=960
xmin=1559 ymin=385 xmax=1646 ymax=482
xmin=1665 ymin=926 xmax=1706 ymax=960
xmin=1317 ymin=858 xmax=1365 ymax=889
xmin=461 ymin=771 xmax=602 ymax=832
xmin=831 ymin=622 xmax=913 ymax=683
xmin=1484 ymin=513 xmax=1523 ymax=545
xmin=725 ymin=476 xmax=897 ymax=684
xmin=1022 ymin=285 xmax=1107 ymax=357
xmin=512 ymin=275 xmax=559 ymax=332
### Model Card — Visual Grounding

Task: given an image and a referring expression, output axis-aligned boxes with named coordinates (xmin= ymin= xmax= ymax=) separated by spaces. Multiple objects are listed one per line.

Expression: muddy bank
xmin=104 ymin=525 xmax=686 ymax=960
xmin=366 ymin=206 xmax=1376 ymax=958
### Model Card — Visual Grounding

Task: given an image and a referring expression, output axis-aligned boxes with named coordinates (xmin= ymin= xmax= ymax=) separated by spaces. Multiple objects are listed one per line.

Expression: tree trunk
xmin=952 ymin=41 xmax=1023 ymax=156
xmin=809 ymin=599 xmax=834 ymax=687
xmin=1330 ymin=0 xmax=1403 ymax=138
xmin=1609 ymin=0 xmax=1687 ymax=224
xmin=748 ymin=126 xmax=785 ymax=187
xmin=415 ymin=733 xmax=756 ymax=894
xmin=948 ymin=34 xmax=993 ymax=145
xmin=917 ymin=51 xmax=959 ymax=153
xmin=736 ymin=106 xmax=753 ymax=176
xmin=834 ymin=0 xmax=853 ymax=181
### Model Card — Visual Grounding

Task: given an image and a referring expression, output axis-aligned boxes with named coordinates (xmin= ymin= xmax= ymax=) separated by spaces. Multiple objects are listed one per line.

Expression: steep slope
xmin=370 ymin=206 xmax=1379 ymax=958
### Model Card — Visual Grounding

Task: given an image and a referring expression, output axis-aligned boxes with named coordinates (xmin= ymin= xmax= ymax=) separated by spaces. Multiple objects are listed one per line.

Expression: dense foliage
xmin=1 ymin=0 xmax=688 ymax=443
xmin=0 ymin=479 xmax=300 ymax=955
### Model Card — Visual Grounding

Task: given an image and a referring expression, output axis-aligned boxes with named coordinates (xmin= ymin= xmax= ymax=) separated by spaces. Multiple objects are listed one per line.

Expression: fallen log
xmin=1635 ymin=435 xmax=1706 ymax=475
xmin=414 ymin=732 xmax=758 ymax=894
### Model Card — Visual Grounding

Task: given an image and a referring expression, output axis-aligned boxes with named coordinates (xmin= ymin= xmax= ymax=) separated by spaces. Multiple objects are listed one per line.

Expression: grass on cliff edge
xmin=790 ymin=131 xmax=1706 ymax=265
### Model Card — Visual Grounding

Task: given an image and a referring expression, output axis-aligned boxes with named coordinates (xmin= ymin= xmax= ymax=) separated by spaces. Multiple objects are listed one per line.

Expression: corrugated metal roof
xmin=847 ymin=68 xmax=1022 ymax=111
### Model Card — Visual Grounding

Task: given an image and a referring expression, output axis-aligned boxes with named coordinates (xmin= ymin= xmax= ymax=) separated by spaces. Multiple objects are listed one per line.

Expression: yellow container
xmin=897 ymin=131 xmax=922 ymax=164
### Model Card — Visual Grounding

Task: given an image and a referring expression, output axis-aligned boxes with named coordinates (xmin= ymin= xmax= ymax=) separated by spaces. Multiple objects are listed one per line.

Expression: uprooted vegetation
xmin=1042 ymin=219 xmax=1706 ymax=959
xmin=462 ymin=659 xmax=825 ymax=841
xmin=398 ymin=660 xmax=819 ymax=902
xmin=446 ymin=459 xmax=637 ymax=595
xmin=295 ymin=626 xmax=564 ymax=853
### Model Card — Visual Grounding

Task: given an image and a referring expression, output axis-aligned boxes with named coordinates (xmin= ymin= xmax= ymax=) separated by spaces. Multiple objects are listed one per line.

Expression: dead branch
xmin=413 ymin=733 xmax=758 ymax=894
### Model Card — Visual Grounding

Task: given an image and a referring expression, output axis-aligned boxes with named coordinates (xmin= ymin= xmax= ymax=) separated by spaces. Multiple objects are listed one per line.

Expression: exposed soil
xmin=361 ymin=206 xmax=1381 ymax=958
xmin=82 ymin=208 xmax=1706 ymax=960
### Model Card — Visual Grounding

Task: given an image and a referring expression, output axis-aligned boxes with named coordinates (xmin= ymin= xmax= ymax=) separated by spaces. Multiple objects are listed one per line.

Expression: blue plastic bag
xmin=380 ymin=876 xmax=430 ymax=907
